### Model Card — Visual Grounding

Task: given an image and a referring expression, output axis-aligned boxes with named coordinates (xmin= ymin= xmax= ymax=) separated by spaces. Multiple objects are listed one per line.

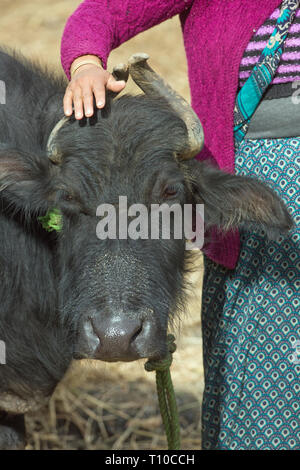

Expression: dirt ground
xmin=0 ymin=0 xmax=204 ymax=450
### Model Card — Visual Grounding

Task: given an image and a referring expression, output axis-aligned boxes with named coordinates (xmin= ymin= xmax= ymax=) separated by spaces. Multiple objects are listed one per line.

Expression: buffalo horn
xmin=128 ymin=53 xmax=204 ymax=159
xmin=46 ymin=116 xmax=69 ymax=164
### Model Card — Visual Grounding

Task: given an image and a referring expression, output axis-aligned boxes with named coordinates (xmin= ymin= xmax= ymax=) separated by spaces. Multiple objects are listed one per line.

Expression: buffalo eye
xmin=162 ymin=184 xmax=178 ymax=199
xmin=59 ymin=190 xmax=73 ymax=202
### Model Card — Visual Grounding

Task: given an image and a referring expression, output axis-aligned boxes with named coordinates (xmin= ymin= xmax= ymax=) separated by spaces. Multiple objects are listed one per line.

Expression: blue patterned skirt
xmin=201 ymin=137 xmax=300 ymax=450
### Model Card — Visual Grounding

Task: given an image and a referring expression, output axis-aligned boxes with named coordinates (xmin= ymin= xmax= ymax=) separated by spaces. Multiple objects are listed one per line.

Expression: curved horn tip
xmin=112 ymin=63 xmax=129 ymax=81
xmin=128 ymin=52 xmax=150 ymax=66
xmin=46 ymin=116 xmax=69 ymax=164
xmin=48 ymin=151 xmax=63 ymax=165
xmin=113 ymin=63 xmax=128 ymax=72
xmin=181 ymin=145 xmax=204 ymax=161
xmin=181 ymin=135 xmax=205 ymax=160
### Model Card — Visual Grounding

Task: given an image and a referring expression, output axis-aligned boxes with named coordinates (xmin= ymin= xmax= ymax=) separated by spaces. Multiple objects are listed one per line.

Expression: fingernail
xmin=86 ymin=108 xmax=92 ymax=115
xmin=76 ymin=112 xmax=82 ymax=119
xmin=97 ymin=101 xmax=103 ymax=108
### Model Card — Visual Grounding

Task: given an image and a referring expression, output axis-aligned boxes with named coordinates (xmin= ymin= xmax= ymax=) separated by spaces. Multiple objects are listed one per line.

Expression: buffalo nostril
xmin=75 ymin=319 xmax=100 ymax=359
xmin=130 ymin=324 xmax=143 ymax=344
xmin=90 ymin=317 xmax=144 ymax=360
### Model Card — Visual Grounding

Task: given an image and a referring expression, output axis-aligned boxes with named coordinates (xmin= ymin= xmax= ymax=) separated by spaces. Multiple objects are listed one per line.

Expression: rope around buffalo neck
xmin=38 ymin=210 xmax=181 ymax=449
xmin=144 ymin=334 xmax=181 ymax=450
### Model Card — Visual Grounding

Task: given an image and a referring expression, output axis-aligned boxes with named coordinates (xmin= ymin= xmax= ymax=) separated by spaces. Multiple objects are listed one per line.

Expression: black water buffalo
xmin=0 ymin=48 xmax=292 ymax=449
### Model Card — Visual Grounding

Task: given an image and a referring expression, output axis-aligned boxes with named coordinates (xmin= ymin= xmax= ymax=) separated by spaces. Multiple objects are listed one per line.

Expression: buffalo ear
xmin=0 ymin=145 xmax=52 ymax=214
xmin=185 ymin=159 xmax=293 ymax=238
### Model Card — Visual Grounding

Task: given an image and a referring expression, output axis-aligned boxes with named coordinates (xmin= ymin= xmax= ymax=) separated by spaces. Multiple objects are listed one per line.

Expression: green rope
xmin=144 ymin=334 xmax=181 ymax=450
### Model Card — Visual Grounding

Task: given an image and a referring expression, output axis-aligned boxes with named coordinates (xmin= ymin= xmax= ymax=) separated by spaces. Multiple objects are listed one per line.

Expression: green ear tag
xmin=38 ymin=208 xmax=63 ymax=232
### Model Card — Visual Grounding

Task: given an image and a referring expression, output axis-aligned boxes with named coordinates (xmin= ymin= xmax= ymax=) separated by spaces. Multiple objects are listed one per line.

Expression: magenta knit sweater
xmin=60 ymin=0 xmax=282 ymax=269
